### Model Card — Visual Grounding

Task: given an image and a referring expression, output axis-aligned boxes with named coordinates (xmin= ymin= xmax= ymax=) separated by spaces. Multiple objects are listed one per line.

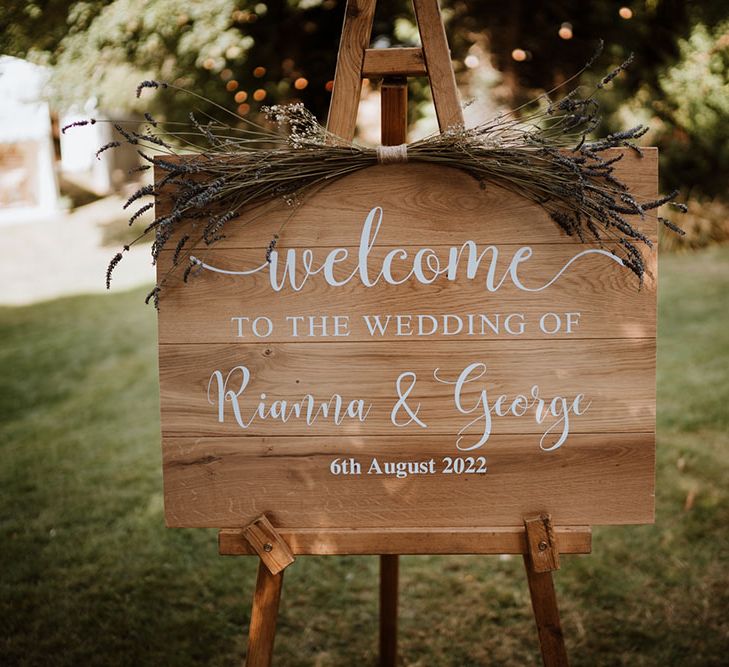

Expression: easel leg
xmin=379 ymin=554 xmax=399 ymax=667
xmin=246 ymin=559 xmax=284 ymax=667
xmin=377 ymin=77 xmax=406 ymax=667
xmin=523 ymin=554 xmax=568 ymax=667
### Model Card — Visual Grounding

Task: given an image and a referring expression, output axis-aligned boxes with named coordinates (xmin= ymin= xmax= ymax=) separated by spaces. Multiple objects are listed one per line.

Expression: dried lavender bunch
xmin=62 ymin=53 xmax=685 ymax=305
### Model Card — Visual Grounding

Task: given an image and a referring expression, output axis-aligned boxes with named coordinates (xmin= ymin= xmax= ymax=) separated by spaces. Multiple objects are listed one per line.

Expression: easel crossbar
xmin=220 ymin=527 xmax=592 ymax=556
xmin=362 ymin=47 xmax=427 ymax=77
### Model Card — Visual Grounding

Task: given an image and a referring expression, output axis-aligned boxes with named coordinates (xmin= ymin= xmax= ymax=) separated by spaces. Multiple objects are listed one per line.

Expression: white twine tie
xmin=376 ymin=143 xmax=408 ymax=164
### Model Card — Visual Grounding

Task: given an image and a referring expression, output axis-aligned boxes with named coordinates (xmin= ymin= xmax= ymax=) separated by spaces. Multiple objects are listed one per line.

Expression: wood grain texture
xmin=524 ymin=555 xmax=569 ymax=667
xmin=163 ymin=433 xmax=654 ymax=528
xmin=156 ymin=153 xmax=658 ymax=250
xmin=219 ymin=526 xmax=592 ymax=555
xmin=156 ymin=156 xmax=657 ymax=532
xmin=381 ymin=78 xmax=408 ymax=146
xmin=524 ymin=514 xmax=560 ymax=573
xmin=413 ymin=0 xmax=464 ymax=130
xmin=241 ymin=515 xmax=295 ymax=574
xmin=159 ymin=338 xmax=655 ymax=436
xmin=325 ymin=0 xmax=377 ymax=141
xmin=157 ymin=244 xmax=655 ymax=343
xmin=363 ymin=47 xmax=426 ymax=77
xmin=245 ymin=562 xmax=284 ymax=667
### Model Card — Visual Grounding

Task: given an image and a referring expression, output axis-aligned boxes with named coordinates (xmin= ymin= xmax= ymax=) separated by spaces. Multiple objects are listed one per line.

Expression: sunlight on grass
xmin=1 ymin=247 xmax=728 ymax=665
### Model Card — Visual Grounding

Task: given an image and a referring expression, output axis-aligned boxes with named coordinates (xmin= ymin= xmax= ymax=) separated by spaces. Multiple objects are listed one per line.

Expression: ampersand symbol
xmin=391 ymin=371 xmax=428 ymax=428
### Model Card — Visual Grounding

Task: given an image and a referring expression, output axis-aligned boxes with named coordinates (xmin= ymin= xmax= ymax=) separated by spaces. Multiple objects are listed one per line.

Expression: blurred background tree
xmin=1 ymin=0 xmax=728 ymax=206
xmin=651 ymin=20 xmax=729 ymax=199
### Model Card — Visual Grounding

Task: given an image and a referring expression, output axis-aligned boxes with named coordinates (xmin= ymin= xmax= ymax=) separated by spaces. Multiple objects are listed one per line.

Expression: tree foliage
xmin=651 ymin=20 xmax=729 ymax=198
xmin=2 ymin=0 xmax=728 ymax=198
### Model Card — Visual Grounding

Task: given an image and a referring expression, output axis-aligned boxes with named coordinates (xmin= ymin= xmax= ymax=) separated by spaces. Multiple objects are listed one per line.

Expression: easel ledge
xmin=219 ymin=526 xmax=592 ymax=556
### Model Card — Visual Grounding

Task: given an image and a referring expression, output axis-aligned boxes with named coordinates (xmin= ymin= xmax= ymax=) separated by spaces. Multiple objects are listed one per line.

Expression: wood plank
xmin=413 ymin=0 xmax=464 ymax=131
xmin=156 ymin=243 xmax=656 ymax=343
xmin=363 ymin=47 xmax=427 ymax=77
xmin=219 ymin=526 xmax=592 ymax=555
xmin=159 ymin=338 xmax=655 ymax=437
xmin=155 ymin=153 xmax=658 ymax=251
xmin=163 ymin=433 xmax=655 ymax=528
xmin=326 ymin=0 xmax=377 ymax=141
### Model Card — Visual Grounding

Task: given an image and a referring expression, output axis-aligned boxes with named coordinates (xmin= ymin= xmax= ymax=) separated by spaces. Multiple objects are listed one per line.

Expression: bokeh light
xmin=294 ymin=77 xmax=309 ymax=90
xmin=225 ymin=80 xmax=239 ymax=92
xmin=253 ymin=88 xmax=266 ymax=101
xmin=511 ymin=49 xmax=527 ymax=62
xmin=253 ymin=66 xmax=266 ymax=78
xmin=234 ymin=91 xmax=248 ymax=103
xmin=559 ymin=23 xmax=573 ymax=40
xmin=619 ymin=7 xmax=633 ymax=19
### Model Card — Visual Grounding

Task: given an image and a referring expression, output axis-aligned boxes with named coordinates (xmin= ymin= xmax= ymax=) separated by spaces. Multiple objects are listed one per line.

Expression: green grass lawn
xmin=1 ymin=247 xmax=728 ymax=666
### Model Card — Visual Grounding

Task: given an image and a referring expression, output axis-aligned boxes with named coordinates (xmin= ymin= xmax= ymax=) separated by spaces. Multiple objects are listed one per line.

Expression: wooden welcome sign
xmin=158 ymin=156 xmax=657 ymax=531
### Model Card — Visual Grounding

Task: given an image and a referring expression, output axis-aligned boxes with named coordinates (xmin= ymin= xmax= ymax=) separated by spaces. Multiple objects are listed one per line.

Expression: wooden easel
xmin=221 ymin=2 xmax=591 ymax=665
